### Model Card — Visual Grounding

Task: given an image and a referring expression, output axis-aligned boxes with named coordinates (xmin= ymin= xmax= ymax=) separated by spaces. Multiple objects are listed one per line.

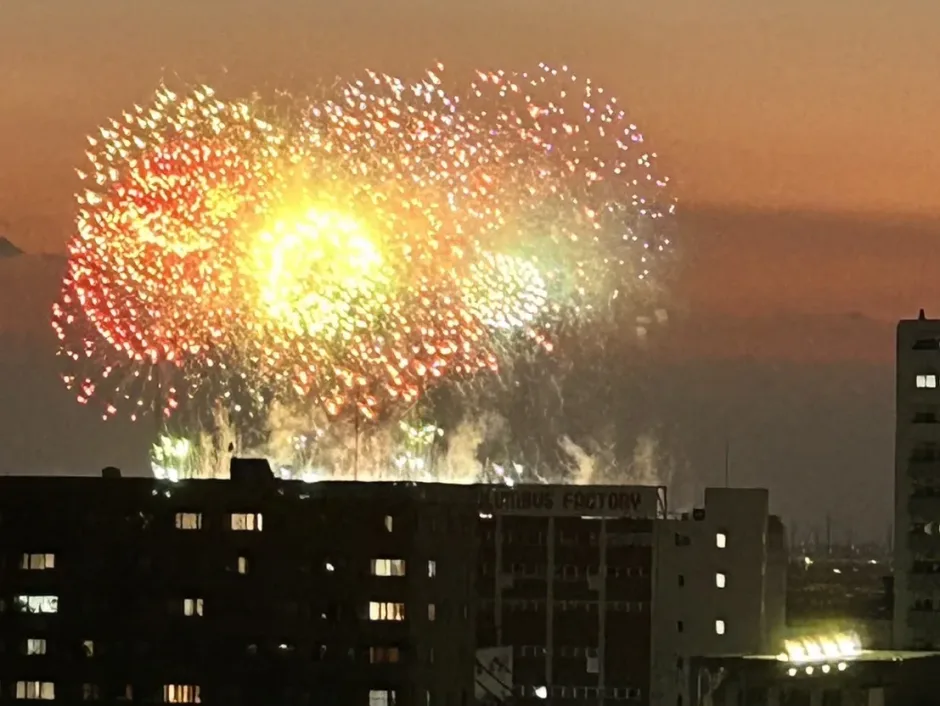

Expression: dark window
xmin=914 ymin=338 xmax=940 ymax=350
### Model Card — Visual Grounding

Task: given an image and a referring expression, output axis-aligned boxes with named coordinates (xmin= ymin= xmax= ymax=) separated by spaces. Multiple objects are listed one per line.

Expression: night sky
xmin=2 ymin=0 xmax=939 ymax=540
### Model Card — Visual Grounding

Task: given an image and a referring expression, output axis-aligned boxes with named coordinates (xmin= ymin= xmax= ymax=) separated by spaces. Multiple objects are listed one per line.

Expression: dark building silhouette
xmin=0 ymin=462 xmax=478 ymax=706
xmin=893 ymin=311 xmax=940 ymax=649
xmin=0 ymin=464 xmax=793 ymax=706
xmin=476 ymin=486 xmax=661 ymax=704
xmin=474 ymin=486 xmax=788 ymax=706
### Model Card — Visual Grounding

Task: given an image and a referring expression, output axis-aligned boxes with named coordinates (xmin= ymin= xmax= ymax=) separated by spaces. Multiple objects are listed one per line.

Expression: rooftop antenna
xmin=919 ymin=308 xmax=926 ymax=320
xmin=723 ymin=436 xmax=730 ymax=488
xmin=354 ymin=406 xmax=360 ymax=481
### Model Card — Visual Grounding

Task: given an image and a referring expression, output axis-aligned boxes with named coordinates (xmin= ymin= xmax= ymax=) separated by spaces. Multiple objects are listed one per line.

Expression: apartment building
xmin=893 ymin=309 xmax=940 ymax=649
xmin=0 ymin=461 xmax=477 ymax=706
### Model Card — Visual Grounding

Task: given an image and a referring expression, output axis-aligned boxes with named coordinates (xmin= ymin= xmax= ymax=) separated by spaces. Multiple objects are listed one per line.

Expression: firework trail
xmin=54 ymin=64 xmax=676 ymax=479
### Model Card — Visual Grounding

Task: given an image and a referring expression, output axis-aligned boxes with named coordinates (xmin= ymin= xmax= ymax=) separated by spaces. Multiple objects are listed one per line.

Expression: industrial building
xmin=476 ymin=484 xmax=664 ymax=704
xmin=893 ymin=309 xmax=940 ymax=649
xmin=476 ymin=484 xmax=788 ymax=706
xmin=0 ymin=461 xmax=478 ymax=706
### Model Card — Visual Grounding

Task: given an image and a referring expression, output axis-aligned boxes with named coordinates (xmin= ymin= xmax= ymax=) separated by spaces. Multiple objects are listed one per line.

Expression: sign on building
xmin=479 ymin=485 xmax=663 ymax=518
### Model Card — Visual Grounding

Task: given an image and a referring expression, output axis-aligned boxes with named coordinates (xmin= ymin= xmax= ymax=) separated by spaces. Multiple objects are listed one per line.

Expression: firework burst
xmin=53 ymin=64 xmax=675 ymax=433
xmin=466 ymin=64 xmax=674 ymax=323
xmin=52 ymin=84 xmax=291 ymax=420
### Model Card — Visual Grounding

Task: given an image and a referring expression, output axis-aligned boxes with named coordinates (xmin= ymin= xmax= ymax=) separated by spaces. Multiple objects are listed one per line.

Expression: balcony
xmin=908 ymin=607 xmax=940 ymax=633
xmin=907 ymin=462 xmax=940 ymax=483
xmin=907 ymin=495 xmax=940 ymax=520
xmin=908 ymin=533 xmax=940 ymax=559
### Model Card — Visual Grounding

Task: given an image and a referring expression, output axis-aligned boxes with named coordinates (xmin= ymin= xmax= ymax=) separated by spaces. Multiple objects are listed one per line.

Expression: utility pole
xmin=354 ymin=407 xmax=360 ymax=481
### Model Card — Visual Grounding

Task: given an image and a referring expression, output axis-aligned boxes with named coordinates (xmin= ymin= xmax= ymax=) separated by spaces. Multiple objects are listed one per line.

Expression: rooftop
xmin=708 ymin=650 xmax=940 ymax=663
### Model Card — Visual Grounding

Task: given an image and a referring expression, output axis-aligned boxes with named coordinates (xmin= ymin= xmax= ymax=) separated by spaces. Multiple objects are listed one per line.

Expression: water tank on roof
xmin=101 ymin=467 xmax=122 ymax=479
xmin=229 ymin=457 xmax=274 ymax=482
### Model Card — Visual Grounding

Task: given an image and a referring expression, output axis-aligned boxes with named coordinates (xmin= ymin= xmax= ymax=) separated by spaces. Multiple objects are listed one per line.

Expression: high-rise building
xmin=893 ymin=309 xmax=940 ymax=649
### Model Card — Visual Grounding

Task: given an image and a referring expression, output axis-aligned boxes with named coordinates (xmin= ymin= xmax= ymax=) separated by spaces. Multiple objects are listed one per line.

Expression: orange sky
xmin=2 ymin=0 xmax=939 ymax=324
xmin=3 ymin=0 xmax=940 ymax=249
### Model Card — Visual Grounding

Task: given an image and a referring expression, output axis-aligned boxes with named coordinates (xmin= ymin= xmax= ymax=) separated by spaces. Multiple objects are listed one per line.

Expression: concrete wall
xmin=651 ymin=488 xmax=784 ymax=706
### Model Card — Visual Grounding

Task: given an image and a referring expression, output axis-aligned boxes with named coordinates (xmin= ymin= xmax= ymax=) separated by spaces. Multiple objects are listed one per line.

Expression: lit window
xmin=163 ymin=685 xmax=201 ymax=703
xmin=369 ymin=690 xmax=396 ymax=706
xmin=369 ymin=601 xmax=405 ymax=621
xmin=716 ymin=532 xmax=727 ymax=549
xmin=428 ymin=560 xmax=437 ymax=578
xmin=16 ymin=682 xmax=55 ymax=700
xmin=175 ymin=513 xmax=202 ymax=530
xmin=917 ymin=374 xmax=938 ymax=389
xmin=83 ymin=640 xmax=95 ymax=657
xmin=371 ymin=559 xmax=406 ymax=577
xmin=231 ymin=512 xmax=263 ymax=531
xmin=20 ymin=553 xmax=55 ymax=570
xmin=428 ymin=603 xmax=436 ymax=621
xmin=237 ymin=556 xmax=248 ymax=575
xmin=183 ymin=598 xmax=204 ymax=617
xmin=15 ymin=596 xmax=58 ymax=614
xmin=715 ymin=573 xmax=726 ymax=589
xmin=384 ymin=515 xmax=394 ymax=532
xmin=369 ymin=646 xmax=401 ymax=663
xmin=26 ymin=638 xmax=46 ymax=655
xmin=715 ymin=619 xmax=726 ymax=635
xmin=82 ymin=684 xmax=100 ymax=701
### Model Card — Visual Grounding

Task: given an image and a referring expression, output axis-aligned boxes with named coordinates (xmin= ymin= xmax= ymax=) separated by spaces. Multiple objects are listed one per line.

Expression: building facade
xmin=651 ymin=488 xmax=787 ymax=706
xmin=474 ymin=485 xmax=786 ymax=706
xmin=0 ymin=464 xmax=477 ymax=706
xmin=476 ymin=484 xmax=666 ymax=706
xmin=893 ymin=310 xmax=940 ymax=649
